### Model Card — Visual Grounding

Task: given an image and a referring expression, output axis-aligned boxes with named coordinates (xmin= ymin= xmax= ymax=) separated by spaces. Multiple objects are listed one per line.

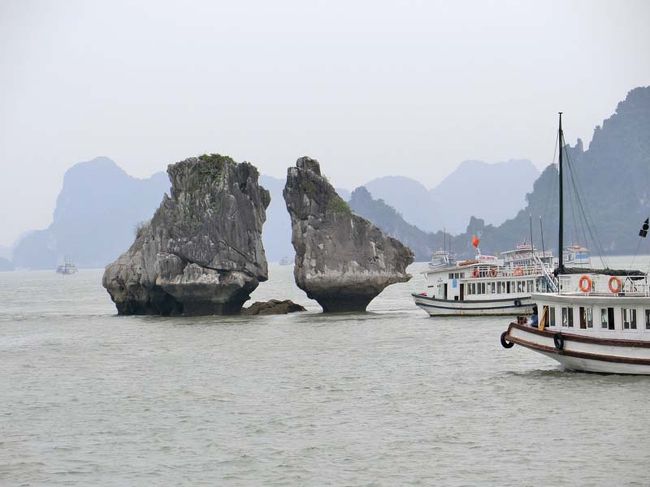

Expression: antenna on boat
xmin=557 ymin=112 xmax=565 ymax=275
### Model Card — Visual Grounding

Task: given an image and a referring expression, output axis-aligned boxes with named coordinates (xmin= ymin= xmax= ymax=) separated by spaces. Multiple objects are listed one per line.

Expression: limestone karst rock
xmin=283 ymin=157 xmax=414 ymax=312
xmin=102 ymin=154 xmax=270 ymax=316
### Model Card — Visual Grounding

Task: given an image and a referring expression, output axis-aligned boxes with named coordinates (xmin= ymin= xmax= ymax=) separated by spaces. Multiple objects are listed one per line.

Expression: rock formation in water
xmin=241 ymin=299 xmax=306 ymax=315
xmin=283 ymin=157 xmax=414 ymax=312
xmin=103 ymin=154 xmax=270 ymax=316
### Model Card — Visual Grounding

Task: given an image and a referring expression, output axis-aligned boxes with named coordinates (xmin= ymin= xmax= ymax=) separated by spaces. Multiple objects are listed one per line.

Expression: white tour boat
xmin=412 ymin=242 xmax=558 ymax=317
xmin=500 ymin=113 xmax=650 ymax=374
xmin=501 ymin=272 xmax=650 ymax=374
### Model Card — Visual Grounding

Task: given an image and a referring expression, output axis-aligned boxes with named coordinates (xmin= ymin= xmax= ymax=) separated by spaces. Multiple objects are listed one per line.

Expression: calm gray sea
xmin=2 ymin=259 xmax=650 ymax=486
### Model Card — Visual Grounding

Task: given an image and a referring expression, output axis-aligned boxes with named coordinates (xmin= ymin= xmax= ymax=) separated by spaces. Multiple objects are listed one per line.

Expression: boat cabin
xmin=533 ymin=274 xmax=650 ymax=335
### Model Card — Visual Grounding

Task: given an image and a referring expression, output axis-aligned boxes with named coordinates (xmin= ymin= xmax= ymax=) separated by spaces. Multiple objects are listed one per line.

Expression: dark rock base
xmin=242 ymin=299 xmax=306 ymax=315
xmin=311 ymin=293 xmax=375 ymax=313
xmin=112 ymin=286 xmax=248 ymax=316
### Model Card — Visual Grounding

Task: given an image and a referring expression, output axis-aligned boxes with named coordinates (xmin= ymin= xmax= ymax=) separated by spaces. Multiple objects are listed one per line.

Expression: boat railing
xmin=464 ymin=264 xmax=552 ymax=279
xmin=532 ymin=252 xmax=559 ymax=292
xmin=558 ymin=274 xmax=650 ymax=297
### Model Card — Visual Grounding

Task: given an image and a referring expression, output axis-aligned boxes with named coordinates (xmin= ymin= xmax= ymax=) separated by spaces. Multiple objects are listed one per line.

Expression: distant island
xmin=4 ymin=85 xmax=649 ymax=269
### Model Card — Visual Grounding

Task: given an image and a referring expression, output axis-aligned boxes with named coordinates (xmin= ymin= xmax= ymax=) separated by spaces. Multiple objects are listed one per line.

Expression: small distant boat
xmin=56 ymin=259 xmax=78 ymax=275
xmin=428 ymin=249 xmax=456 ymax=270
xmin=279 ymin=256 xmax=292 ymax=266
xmin=563 ymin=244 xmax=591 ymax=267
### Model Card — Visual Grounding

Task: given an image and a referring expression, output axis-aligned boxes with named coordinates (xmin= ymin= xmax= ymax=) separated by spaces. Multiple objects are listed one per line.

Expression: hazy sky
xmin=1 ymin=0 xmax=649 ymax=246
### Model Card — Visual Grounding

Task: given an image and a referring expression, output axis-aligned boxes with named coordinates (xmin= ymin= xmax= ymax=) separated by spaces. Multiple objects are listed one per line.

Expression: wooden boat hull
xmin=412 ymin=294 xmax=534 ymax=317
xmin=503 ymin=322 xmax=650 ymax=374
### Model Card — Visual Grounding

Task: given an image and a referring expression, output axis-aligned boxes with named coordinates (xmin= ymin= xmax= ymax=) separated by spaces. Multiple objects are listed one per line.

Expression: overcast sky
xmin=1 ymin=0 xmax=649 ymax=246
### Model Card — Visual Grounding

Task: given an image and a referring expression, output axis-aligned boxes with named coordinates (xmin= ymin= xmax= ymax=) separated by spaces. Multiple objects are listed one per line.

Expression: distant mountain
xmin=348 ymin=186 xmax=444 ymax=261
xmin=446 ymin=86 xmax=650 ymax=257
xmin=335 ymin=187 xmax=351 ymax=201
xmin=0 ymin=257 xmax=13 ymax=271
xmin=259 ymin=174 xmax=294 ymax=262
xmin=363 ymin=176 xmax=437 ymax=231
xmin=363 ymin=159 xmax=539 ymax=234
xmin=0 ymin=245 xmax=11 ymax=260
xmin=430 ymin=159 xmax=539 ymax=233
xmin=13 ymin=157 xmax=169 ymax=269
xmin=12 ymin=160 xmax=297 ymax=269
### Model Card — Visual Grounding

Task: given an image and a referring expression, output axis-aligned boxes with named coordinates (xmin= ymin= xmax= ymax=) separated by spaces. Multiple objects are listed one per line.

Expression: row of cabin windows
xmin=448 ymin=272 xmax=465 ymax=279
xmin=466 ymin=280 xmax=536 ymax=295
xmin=544 ymin=306 xmax=650 ymax=330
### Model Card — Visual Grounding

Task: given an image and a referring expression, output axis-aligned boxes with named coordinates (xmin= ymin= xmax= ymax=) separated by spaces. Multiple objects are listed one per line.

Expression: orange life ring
xmin=472 ymin=268 xmax=480 ymax=278
xmin=513 ymin=267 xmax=524 ymax=277
xmin=608 ymin=276 xmax=622 ymax=294
xmin=578 ymin=275 xmax=592 ymax=293
xmin=489 ymin=268 xmax=497 ymax=277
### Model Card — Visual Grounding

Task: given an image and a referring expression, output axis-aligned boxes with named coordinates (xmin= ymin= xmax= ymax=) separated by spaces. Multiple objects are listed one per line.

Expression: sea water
xmin=1 ymin=259 xmax=650 ymax=485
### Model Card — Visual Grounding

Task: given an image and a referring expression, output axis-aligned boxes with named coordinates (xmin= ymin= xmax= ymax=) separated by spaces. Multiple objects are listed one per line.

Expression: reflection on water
xmin=1 ymin=261 xmax=650 ymax=485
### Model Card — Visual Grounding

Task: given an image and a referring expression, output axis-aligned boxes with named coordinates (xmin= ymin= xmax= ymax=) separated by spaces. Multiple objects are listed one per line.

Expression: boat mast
xmin=557 ymin=112 xmax=564 ymax=274
xmin=539 ymin=216 xmax=540 ymax=265
xmin=529 ymin=214 xmax=534 ymax=255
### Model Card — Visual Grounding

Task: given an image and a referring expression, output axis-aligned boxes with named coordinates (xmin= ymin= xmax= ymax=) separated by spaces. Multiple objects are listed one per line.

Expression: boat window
xmin=549 ymin=306 xmax=556 ymax=327
xmin=490 ymin=282 xmax=496 ymax=294
xmin=562 ymin=307 xmax=574 ymax=327
xmin=601 ymin=307 xmax=615 ymax=330
xmin=578 ymin=307 xmax=593 ymax=329
xmin=506 ymin=282 xmax=511 ymax=293
xmin=622 ymin=308 xmax=637 ymax=330
xmin=646 ymin=309 xmax=650 ymax=330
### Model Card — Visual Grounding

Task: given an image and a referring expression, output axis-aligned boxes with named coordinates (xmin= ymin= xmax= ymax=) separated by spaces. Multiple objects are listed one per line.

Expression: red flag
xmin=472 ymin=235 xmax=480 ymax=248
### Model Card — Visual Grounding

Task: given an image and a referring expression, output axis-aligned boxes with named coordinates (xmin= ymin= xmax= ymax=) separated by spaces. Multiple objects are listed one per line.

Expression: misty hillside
xmin=446 ymin=86 xmax=650 ymax=257
xmin=11 ymin=161 xmax=297 ymax=269
xmin=12 ymin=158 xmax=170 ymax=269
xmin=364 ymin=159 xmax=539 ymax=233
xmin=362 ymin=176 xmax=436 ymax=232
xmin=348 ymin=186 xmax=444 ymax=261
xmin=10 ymin=84 xmax=649 ymax=270
xmin=0 ymin=257 xmax=13 ymax=271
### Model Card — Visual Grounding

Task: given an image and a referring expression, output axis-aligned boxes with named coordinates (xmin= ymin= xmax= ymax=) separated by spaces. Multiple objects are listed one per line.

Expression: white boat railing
xmin=558 ymin=274 xmax=650 ymax=297
xmin=532 ymin=252 xmax=558 ymax=292
xmin=463 ymin=264 xmax=552 ymax=279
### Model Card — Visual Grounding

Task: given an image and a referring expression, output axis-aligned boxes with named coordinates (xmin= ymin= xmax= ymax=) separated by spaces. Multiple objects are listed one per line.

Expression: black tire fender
xmin=553 ymin=333 xmax=564 ymax=351
xmin=500 ymin=331 xmax=514 ymax=349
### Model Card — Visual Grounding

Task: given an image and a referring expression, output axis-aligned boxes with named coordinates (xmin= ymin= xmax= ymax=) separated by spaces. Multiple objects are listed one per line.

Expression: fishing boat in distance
xmin=56 ymin=258 xmax=78 ymax=275
xmin=412 ymin=238 xmax=559 ymax=317
xmin=500 ymin=113 xmax=650 ymax=374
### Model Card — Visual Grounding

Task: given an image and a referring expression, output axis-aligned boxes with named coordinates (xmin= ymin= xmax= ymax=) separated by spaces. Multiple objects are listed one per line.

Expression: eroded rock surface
xmin=283 ymin=157 xmax=414 ymax=312
xmin=103 ymin=154 xmax=270 ymax=316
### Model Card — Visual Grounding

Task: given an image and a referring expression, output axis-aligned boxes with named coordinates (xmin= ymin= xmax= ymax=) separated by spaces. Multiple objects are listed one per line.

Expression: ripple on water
xmin=1 ymin=265 xmax=650 ymax=485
